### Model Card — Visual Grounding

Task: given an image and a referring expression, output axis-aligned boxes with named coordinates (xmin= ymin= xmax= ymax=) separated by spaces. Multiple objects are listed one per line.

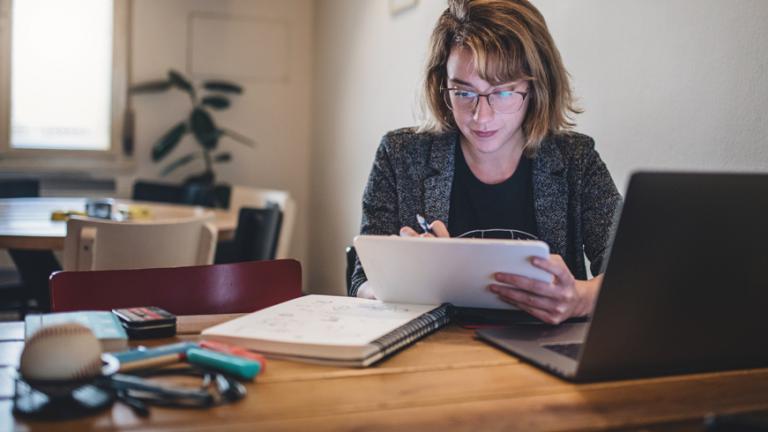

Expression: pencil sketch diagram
xmin=216 ymin=295 xmax=440 ymax=345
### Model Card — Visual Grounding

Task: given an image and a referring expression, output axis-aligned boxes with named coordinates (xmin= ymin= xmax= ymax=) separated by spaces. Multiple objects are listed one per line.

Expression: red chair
xmin=49 ymin=259 xmax=302 ymax=315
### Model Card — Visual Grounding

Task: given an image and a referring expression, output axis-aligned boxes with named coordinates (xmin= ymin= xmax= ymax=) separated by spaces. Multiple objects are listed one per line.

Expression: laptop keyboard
xmin=543 ymin=342 xmax=582 ymax=360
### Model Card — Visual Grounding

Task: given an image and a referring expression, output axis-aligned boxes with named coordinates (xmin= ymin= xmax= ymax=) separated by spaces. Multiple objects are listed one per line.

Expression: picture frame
xmin=389 ymin=0 xmax=418 ymax=16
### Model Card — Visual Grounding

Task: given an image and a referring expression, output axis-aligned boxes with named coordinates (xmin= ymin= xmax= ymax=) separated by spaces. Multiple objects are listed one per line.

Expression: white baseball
xmin=20 ymin=322 xmax=103 ymax=382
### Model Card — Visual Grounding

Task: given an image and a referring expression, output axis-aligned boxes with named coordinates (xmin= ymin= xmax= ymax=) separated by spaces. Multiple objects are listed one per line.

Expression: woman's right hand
xmin=359 ymin=220 xmax=449 ymax=299
xmin=399 ymin=220 xmax=450 ymax=238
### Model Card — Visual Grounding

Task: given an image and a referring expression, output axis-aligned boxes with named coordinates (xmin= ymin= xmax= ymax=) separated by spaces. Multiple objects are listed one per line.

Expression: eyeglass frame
xmin=441 ymin=87 xmax=529 ymax=115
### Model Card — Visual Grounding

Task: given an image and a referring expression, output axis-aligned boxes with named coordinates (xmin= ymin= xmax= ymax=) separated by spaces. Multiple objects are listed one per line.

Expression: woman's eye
xmin=454 ymin=90 xmax=476 ymax=98
xmin=495 ymin=90 xmax=515 ymax=98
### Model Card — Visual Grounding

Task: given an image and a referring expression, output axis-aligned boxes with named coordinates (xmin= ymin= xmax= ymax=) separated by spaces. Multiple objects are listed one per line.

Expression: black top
xmin=448 ymin=143 xmax=538 ymax=240
xmin=350 ymin=128 xmax=622 ymax=297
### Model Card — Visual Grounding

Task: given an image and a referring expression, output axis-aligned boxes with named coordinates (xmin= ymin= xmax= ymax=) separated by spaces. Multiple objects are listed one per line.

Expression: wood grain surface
xmin=2 ymin=316 xmax=766 ymax=431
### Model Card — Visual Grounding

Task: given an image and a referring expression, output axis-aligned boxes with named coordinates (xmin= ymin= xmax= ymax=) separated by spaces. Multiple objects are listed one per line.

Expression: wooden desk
xmin=0 ymin=198 xmax=237 ymax=250
xmin=2 ymin=316 xmax=768 ymax=431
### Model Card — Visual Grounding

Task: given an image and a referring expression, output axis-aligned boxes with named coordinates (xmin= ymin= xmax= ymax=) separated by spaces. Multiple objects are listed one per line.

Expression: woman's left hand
xmin=489 ymin=254 xmax=602 ymax=325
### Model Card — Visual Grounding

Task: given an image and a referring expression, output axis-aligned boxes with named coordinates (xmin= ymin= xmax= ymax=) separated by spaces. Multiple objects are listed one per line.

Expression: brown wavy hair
xmin=420 ymin=0 xmax=580 ymax=154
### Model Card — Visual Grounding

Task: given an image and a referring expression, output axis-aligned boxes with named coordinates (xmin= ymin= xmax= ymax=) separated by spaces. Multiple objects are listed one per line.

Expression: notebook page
xmin=203 ymin=295 xmax=440 ymax=347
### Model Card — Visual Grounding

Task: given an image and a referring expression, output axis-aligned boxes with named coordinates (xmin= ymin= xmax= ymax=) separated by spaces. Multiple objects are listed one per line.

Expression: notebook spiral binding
xmin=371 ymin=304 xmax=452 ymax=358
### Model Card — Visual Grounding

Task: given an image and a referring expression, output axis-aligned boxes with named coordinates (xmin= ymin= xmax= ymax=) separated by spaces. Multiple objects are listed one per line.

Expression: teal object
xmin=186 ymin=347 xmax=261 ymax=380
xmin=113 ymin=341 xmax=198 ymax=363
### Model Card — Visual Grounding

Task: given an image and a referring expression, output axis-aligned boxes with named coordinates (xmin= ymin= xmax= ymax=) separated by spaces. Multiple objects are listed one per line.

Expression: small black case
xmin=112 ymin=306 xmax=177 ymax=339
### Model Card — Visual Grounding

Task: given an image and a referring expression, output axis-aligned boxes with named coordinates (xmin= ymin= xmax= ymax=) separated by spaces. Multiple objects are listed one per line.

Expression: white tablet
xmin=353 ymin=235 xmax=552 ymax=309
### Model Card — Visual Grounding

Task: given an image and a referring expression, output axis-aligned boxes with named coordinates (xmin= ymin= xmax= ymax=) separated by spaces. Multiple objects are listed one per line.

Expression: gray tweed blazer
xmin=349 ymin=127 xmax=621 ymax=297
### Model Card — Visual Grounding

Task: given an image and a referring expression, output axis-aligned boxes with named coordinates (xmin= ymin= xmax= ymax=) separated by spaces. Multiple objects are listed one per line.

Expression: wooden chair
xmin=228 ymin=186 xmax=296 ymax=259
xmin=50 ymin=259 xmax=302 ymax=314
xmin=62 ymin=215 xmax=217 ymax=271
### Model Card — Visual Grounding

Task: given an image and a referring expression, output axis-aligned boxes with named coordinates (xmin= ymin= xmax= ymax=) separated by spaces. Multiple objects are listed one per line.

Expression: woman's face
xmin=445 ymin=46 xmax=530 ymax=156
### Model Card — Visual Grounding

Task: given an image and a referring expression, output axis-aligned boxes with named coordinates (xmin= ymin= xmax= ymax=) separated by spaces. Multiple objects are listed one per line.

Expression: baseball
xmin=20 ymin=322 xmax=104 ymax=382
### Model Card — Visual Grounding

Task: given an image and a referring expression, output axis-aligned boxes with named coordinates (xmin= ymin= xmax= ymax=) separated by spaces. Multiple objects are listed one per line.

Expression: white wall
xmin=308 ymin=0 xmax=768 ymax=295
xmin=309 ymin=1 xmax=447 ymax=295
xmin=536 ymin=0 xmax=768 ymax=192
xmin=131 ymin=0 xmax=314 ymax=275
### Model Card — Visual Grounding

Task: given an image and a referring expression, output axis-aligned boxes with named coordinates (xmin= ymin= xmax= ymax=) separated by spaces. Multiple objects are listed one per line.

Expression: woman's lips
xmin=472 ymin=129 xmax=498 ymax=138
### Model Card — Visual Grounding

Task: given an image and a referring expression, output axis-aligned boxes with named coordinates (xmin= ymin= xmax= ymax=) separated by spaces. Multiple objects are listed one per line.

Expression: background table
xmin=0 ymin=197 xmax=237 ymax=250
xmin=2 ymin=316 xmax=768 ymax=431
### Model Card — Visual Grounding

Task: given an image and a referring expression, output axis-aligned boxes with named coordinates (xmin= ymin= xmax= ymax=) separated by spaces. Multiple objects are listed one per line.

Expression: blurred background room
xmin=1 ymin=0 xmax=767 ymax=315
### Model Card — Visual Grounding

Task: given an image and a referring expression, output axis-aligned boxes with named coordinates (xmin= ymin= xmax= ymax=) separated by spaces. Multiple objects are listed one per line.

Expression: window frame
xmin=0 ymin=0 xmax=133 ymax=173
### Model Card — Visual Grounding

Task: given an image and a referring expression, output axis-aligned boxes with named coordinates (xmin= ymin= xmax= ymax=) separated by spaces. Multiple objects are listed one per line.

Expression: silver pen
xmin=416 ymin=214 xmax=434 ymax=235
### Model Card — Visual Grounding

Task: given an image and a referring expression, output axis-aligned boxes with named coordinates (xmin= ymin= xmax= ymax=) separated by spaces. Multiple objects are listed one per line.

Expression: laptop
xmin=476 ymin=171 xmax=768 ymax=382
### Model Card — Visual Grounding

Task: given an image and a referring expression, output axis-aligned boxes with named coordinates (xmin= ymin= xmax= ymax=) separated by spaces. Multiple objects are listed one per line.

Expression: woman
xmin=350 ymin=0 xmax=621 ymax=325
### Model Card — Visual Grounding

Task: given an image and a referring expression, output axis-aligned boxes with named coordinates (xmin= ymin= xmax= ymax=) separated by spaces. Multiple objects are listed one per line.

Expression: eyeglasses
xmin=456 ymin=228 xmax=538 ymax=240
xmin=442 ymin=87 xmax=528 ymax=115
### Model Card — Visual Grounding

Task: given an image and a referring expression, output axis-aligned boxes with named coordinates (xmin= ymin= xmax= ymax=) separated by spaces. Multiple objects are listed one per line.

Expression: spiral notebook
xmin=201 ymin=295 xmax=450 ymax=367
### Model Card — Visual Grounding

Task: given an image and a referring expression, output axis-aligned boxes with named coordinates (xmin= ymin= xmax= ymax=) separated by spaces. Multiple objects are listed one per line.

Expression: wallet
xmin=112 ymin=307 xmax=177 ymax=339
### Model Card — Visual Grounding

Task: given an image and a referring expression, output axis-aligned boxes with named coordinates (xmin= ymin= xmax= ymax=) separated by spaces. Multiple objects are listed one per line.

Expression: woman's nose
xmin=473 ymin=95 xmax=494 ymax=123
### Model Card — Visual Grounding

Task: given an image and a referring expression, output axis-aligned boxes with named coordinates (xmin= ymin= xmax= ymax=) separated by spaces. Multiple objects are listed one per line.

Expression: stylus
xmin=416 ymin=214 xmax=434 ymax=235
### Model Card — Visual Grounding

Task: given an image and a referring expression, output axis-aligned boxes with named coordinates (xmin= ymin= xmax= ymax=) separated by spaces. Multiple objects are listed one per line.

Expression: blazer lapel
xmin=423 ymin=132 xmax=458 ymax=224
xmin=532 ymin=138 xmax=568 ymax=255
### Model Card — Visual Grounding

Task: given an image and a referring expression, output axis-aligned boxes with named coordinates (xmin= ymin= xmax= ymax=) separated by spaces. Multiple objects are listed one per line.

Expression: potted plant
xmin=131 ymin=69 xmax=255 ymax=188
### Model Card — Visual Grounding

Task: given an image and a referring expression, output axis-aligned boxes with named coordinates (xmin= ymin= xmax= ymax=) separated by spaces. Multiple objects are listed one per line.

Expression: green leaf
xmin=203 ymin=81 xmax=243 ymax=94
xmin=190 ymin=107 xmax=219 ymax=150
xmin=221 ymin=128 xmax=256 ymax=148
xmin=131 ymin=80 xmax=172 ymax=94
xmin=151 ymin=121 xmax=187 ymax=161
xmin=168 ymin=69 xmax=195 ymax=98
xmin=202 ymin=96 xmax=231 ymax=110
xmin=160 ymin=152 xmax=199 ymax=176
xmin=213 ymin=152 xmax=232 ymax=163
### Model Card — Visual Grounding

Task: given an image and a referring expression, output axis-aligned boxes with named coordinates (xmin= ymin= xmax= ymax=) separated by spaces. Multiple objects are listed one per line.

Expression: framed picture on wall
xmin=389 ymin=0 xmax=418 ymax=16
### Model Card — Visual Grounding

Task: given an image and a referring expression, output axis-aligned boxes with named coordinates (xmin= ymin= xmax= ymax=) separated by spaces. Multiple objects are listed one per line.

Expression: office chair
xmin=50 ymin=259 xmax=302 ymax=315
xmin=227 ymin=186 xmax=295 ymax=259
xmin=132 ymin=180 xmax=231 ymax=209
xmin=0 ymin=179 xmax=40 ymax=198
xmin=215 ymin=206 xmax=282 ymax=264
xmin=346 ymin=245 xmax=357 ymax=295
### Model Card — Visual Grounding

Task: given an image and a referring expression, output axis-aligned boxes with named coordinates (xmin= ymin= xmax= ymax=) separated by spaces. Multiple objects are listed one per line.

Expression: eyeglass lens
xmin=444 ymin=89 xmax=526 ymax=114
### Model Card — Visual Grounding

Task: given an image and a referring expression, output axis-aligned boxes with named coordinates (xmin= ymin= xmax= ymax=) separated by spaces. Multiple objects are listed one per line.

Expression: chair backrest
xmin=229 ymin=186 xmax=296 ymax=259
xmin=0 ymin=179 xmax=39 ymax=198
xmin=186 ymin=183 xmax=231 ymax=209
xmin=345 ymin=245 xmax=357 ymax=294
xmin=132 ymin=180 xmax=231 ymax=209
xmin=237 ymin=206 xmax=282 ymax=261
xmin=217 ymin=206 xmax=282 ymax=264
xmin=62 ymin=216 xmax=217 ymax=271
xmin=50 ymin=259 xmax=302 ymax=314
xmin=132 ymin=181 xmax=186 ymax=204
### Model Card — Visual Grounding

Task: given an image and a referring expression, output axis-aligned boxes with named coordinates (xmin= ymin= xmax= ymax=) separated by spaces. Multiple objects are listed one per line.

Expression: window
xmin=0 ymin=0 xmax=130 ymax=170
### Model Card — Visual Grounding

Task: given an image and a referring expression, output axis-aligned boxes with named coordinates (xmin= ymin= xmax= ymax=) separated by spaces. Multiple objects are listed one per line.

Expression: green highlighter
xmin=186 ymin=347 xmax=262 ymax=380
